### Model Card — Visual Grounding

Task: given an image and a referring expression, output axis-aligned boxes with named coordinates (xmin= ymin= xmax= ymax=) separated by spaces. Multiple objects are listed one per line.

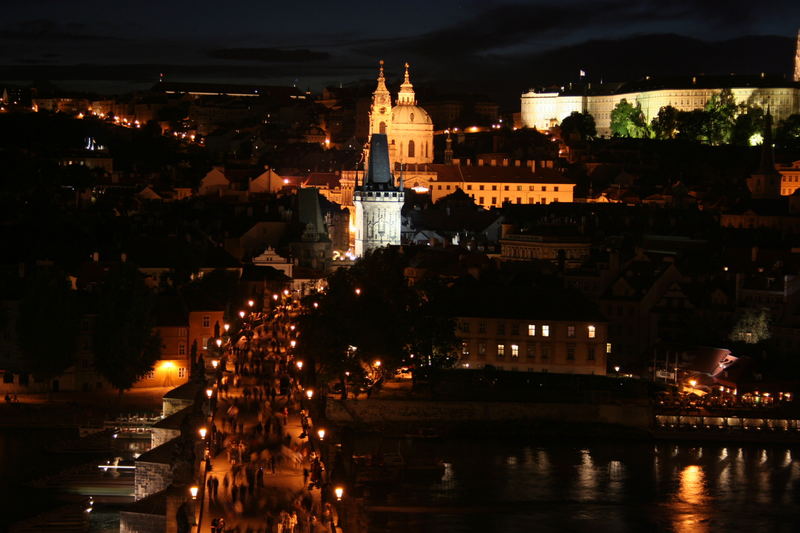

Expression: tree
xmin=610 ymin=99 xmax=649 ymax=138
xmin=16 ymin=268 xmax=80 ymax=391
xmin=703 ymin=89 xmax=737 ymax=145
xmin=93 ymin=262 xmax=162 ymax=394
xmin=650 ymin=106 xmax=681 ymax=140
xmin=676 ymin=110 xmax=710 ymax=143
xmin=559 ymin=111 xmax=596 ymax=142
xmin=776 ymin=114 xmax=800 ymax=150
xmin=729 ymin=308 xmax=771 ymax=344
xmin=731 ymin=105 xmax=766 ymax=146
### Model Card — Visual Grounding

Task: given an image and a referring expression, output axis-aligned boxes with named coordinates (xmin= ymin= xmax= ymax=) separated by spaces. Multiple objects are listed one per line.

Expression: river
xmin=365 ymin=438 xmax=800 ymax=533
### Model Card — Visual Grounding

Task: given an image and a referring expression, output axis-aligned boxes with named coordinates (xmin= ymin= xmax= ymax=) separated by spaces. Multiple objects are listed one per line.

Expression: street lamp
xmin=215 ymin=338 xmax=222 ymax=348
xmin=373 ymin=360 xmax=381 ymax=368
xmin=689 ymin=379 xmax=698 ymax=388
xmin=198 ymin=427 xmax=207 ymax=439
xmin=313 ymin=302 xmax=318 ymax=309
xmin=211 ymin=360 xmax=219 ymax=369
xmin=317 ymin=428 xmax=326 ymax=440
xmin=290 ymin=340 xmax=297 ymax=349
xmin=205 ymin=388 xmax=213 ymax=399
xmin=247 ymin=299 xmax=254 ymax=308
xmin=306 ymin=389 xmax=314 ymax=400
xmin=334 ymin=486 xmax=344 ymax=501
xmin=614 ymin=366 xmax=620 ymax=374
xmin=296 ymin=361 xmax=304 ymax=370
xmin=189 ymin=485 xmax=199 ymax=500
xmin=238 ymin=311 xmax=245 ymax=318
xmin=283 ymin=289 xmax=289 ymax=296
xmin=223 ymin=323 xmax=230 ymax=333
xmin=273 ymin=294 xmax=279 ymax=301
xmin=354 ymin=288 xmax=361 ymax=296
xmin=290 ymin=324 xmax=296 ymax=331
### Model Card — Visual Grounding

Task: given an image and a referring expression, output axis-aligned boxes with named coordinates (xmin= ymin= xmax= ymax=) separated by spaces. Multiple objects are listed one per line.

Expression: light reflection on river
xmin=367 ymin=439 xmax=800 ymax=533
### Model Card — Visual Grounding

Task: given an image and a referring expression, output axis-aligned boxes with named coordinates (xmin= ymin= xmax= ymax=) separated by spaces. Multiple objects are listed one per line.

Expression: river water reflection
xmin=367 ymin=439 xmax=800 ymax=532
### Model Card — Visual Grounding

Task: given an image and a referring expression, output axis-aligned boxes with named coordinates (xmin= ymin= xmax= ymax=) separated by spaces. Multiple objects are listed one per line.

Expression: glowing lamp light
xmin=283 ymin=289 xmax=290 ymax=296
xmin=334 ymin=486 xmax=344 ymax=500
xmin=239 ymin=311 xmax=245 ymax=318
xmin=223 ymin=323 xmax=230 ymax=332
xmin=313 ymin=302 xmax=319 ymax=309
xmin=247 ymin=299 xmax=254 ymax=307
xmin=614 ymin=366 xmax=620 ymax=373
xmin=162 ymin=361 xmax=175 ymax=369
xmin=198 ymin=427 xmax=208 ymax=439
xmin=373 ymin=360 xmax=381 ymax=368
xmin=689 ymin=379 xmax=698 ymax=388
xmin=215 ymin=338 xmax=222 ymax=348
xmin=211 ymin=360 xmax=219 ymax=369
xmin=206 ymin=388 xmax=213 ymax=399
xmin=190 ymin=486 xmax=199 ymax=500
xmin=317 ymin=428 xmax=326 ymax=440
xmin=355 ymin=288 xmax=362 ymax=296
xmin=290 ymin=325 xmax=296 ymax=331
xmin=283 ymin=178 xmax=289 ymax=185
xmin=306 ymin=389 xmax=314 ymax=400
xmin=273 ymin=294 xmax=279 ymax=301
xmin=296 ymin=361 xmax=304 ymax=370
xmin=290 ymin=340 xmax=297 ymax=348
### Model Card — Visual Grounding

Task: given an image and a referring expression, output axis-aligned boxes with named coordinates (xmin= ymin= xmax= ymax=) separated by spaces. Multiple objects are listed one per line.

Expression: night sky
xmin=2 ymin=0 xmax=799 ymax=102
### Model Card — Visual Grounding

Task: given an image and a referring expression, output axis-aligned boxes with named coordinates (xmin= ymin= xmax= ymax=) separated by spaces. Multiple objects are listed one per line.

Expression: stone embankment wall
xmin=327 ymin=399 xmax=652 ymax=430
xmin=135 ymin=461 xmax=172 ymax=501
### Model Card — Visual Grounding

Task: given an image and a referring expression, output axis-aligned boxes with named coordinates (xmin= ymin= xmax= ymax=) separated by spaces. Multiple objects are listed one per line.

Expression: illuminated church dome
xmin=390 ymin=63 xmax=434 ymax=164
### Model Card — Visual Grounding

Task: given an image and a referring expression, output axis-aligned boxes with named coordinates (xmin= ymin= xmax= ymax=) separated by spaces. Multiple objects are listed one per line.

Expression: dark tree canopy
xmin=16 ymin=267 xmax=80 ymax=383
xmin=559 ymin=111 xmax=596 ymax=142
xmin=650 ymin=106 xmax=681 ymax=140
xmin=93 ymin=262 xmax=162 ymax=392
xmin=610 ymin=99 xmax=649 ymax=138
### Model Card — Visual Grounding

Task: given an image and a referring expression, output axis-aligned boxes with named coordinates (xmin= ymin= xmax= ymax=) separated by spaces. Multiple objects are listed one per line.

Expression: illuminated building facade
xmin=456 ymin=317 xmax=608 ymax=375
xmin=521 ymin=75 xmax=800 ymax=137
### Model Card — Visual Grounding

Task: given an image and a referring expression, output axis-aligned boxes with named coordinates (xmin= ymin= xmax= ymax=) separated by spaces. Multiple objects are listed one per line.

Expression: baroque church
xmin=349 ymin=61 xmax=433 ymax=256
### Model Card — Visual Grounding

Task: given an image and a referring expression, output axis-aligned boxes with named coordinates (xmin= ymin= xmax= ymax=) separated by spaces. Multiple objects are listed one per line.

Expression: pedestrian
xmin=303 ymin=467 xmax=309 ymax=486
xmin=207 ymin=476 xmax=214 ymax=500
xmin=212 ymin=476 xmax=219 ymax=500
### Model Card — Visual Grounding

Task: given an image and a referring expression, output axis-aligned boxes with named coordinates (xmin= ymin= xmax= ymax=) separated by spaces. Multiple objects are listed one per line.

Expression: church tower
xmin=354 ymin=133 xmax=404 ymax=257
xmin=747 ymin=111 xmax=781 ymax=200
xmin=390 ymin=62 xmax=434 ymax=165
xmin=794 ymin=28 xmax=800 ymax=83
xmin=369 ymin=60 xmax=392 ymax=137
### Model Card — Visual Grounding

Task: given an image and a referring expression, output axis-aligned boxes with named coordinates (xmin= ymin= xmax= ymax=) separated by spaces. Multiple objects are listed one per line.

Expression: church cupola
xmin=397 ymin=62 xmax=416 ymax=106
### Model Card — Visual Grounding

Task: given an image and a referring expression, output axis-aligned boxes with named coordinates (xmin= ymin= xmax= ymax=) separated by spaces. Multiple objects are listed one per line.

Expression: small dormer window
xmin=410 ymin=113 xmax=414 ymax=122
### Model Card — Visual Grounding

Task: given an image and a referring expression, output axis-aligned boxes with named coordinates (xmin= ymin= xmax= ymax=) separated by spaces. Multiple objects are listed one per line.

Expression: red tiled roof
xmin=427 ymin=164 xmax=571 ymax=184
xmin=304 ymin=172 xmax=340 ymax=188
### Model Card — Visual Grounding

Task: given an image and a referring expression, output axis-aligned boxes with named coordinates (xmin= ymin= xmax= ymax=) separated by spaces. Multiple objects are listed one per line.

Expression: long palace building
xmin=521 ymin=73 xmax=800 ymax=136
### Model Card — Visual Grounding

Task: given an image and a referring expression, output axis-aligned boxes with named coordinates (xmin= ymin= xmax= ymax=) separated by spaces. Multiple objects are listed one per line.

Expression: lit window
xmin=511 ymin=344 xmax=519 ymax=358
xmin=497 ymin=344 xmax=505 ymax=358
xmin=588 ymin=325 xmax=596 ymax=339
xmin=606 ymin=342 xmax=612 ymax=353
xmin=528 ymin=324 xmax=536 ymax=336
xmin=567 ymin=326 xmax=575 ymax=337
xmin=542 ymin=325 xmax=550 ymax=337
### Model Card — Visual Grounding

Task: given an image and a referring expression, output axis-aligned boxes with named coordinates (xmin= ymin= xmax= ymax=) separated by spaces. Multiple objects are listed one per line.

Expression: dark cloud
xmin=207 ymin=48 xmax=330 ymax=62
xmin=0 ymin=19 xmax=122 ymax=41
xmin=353 ymin=0 xmax=799 ymax=60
